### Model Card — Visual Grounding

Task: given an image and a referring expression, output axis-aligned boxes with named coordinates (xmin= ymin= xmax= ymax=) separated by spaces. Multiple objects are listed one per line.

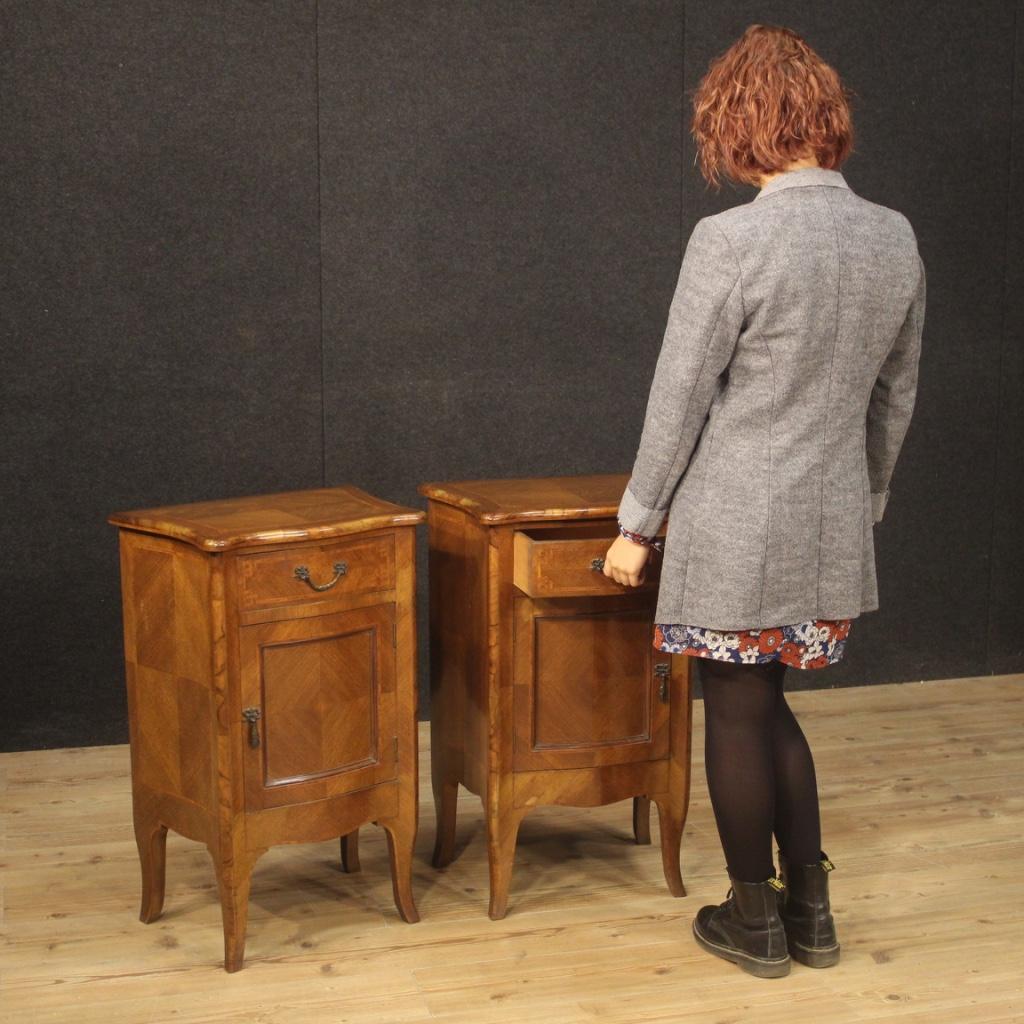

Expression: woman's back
xmin=717 ymin=168 xmax=921 ymax=435
xmin=619 ymin=166 xmax=926 ymax=628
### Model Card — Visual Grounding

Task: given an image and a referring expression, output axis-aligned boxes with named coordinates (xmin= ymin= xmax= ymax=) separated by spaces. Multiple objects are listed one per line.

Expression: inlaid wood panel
xmin=512 ymin=596 xmax=670 ymax=771
xmin=128 ymin=546 xmax=177 ymax=672
xmin=239 ymin=603 xmax=398 ymax=811
xmin=123 ymin=535 xmax=212 ymax=684
xmin=425 ymin=500 xmax=490 ymax=802
xmin=532 ymin=612 xmax=652 ymax=747
xmin=261 ymin=629 xmax=375 ymax=784
xmin=131 ymin=664 xmax=212 ymax=807
xmin=119 ymin=532 xmax=215 ymax=815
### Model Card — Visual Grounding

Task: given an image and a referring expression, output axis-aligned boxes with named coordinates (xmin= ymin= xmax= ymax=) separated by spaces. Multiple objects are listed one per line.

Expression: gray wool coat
xmin=617 ymin=166 xmax=926 ymax=629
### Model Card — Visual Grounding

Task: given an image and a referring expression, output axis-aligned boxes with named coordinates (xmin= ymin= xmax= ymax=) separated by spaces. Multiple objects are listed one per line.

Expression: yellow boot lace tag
xmin=767 ymin=876 xmax=785 ymax=892
xmin=820 ymin=857 xmax=835 ymax=872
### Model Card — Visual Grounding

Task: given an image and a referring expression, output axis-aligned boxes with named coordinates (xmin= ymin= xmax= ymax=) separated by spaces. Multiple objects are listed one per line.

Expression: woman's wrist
xmin=617 ymin=519 xmax=666 ymax=552
xmin=618 ymin=520 xmax=654 ymax=546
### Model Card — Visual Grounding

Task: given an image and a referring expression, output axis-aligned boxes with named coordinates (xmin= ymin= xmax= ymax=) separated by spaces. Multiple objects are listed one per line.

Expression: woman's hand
xmin=602 ymin=534 xmax=652 ymax=587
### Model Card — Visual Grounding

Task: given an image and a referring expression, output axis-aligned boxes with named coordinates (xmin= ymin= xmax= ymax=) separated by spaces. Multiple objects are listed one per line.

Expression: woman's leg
xmin=695 ymin=655 xmax=830 ymax=976
xmin=769 ymin=663 xmax=823 ymax=863
xmin=699 ymin=657 xmax=779 ymax=882
xmin=694 ymin=658 xmax=802 ymax=976
xmin=766 ymin=662 xmax=839 ymax=967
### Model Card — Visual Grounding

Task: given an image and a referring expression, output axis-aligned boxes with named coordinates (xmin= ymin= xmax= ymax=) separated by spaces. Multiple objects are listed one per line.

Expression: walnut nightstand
xmin=108 ymin=486 xmax=423 ymax=970
xmin=418 ymin=473 xmax=694 ymax=919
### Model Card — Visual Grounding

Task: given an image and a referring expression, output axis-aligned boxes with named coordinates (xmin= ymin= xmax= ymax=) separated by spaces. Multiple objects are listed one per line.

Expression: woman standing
xmin=603 ymin=24 xmax=926 ymax=978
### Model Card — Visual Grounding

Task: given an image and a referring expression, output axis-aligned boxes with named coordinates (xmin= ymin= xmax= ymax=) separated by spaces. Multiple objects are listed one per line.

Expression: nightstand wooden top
xmin=417 ymin=473 xmax=630 ymax=524
xmin=108 ymin=485 xmax=424 ymax=551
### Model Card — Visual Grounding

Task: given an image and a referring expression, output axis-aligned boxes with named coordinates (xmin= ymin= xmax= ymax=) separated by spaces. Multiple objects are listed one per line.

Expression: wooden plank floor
xmin=2 ymin=674 xmax=1023 ymax=1024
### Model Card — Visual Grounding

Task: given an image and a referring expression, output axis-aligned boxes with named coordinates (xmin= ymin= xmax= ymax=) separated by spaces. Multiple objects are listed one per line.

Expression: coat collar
xmin=754 ymin=166 xmax=851 ymax=201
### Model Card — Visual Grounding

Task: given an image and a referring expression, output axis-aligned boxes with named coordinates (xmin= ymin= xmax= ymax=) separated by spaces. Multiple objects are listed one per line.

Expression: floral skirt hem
xmin=653 ymin=618 xmax=852 ymax=671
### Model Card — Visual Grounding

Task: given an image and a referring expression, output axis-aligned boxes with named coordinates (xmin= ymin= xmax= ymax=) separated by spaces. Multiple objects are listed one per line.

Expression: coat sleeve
xmin=865 ymin=250 xmax=926 ymax=523
xmin=616 ymin=216 xmax=745 ymax=537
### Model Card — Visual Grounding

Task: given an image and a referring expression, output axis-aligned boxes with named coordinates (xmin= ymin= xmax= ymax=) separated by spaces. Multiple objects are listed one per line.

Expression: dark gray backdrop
xmin=2 ymin=1 xmax=1021 ymax=752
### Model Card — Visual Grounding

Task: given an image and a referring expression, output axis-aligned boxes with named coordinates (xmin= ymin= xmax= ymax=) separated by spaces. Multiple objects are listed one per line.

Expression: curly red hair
xmin=690 ymin=24 xmax=855 ymax=189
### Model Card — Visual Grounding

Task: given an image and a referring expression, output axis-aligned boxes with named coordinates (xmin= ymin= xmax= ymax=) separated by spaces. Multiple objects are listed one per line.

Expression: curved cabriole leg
xmin=431 ymin=776 xmax=460 ymax=869
xmin=633 ymin=796 xmax=652 ymax=845
xmin=487 ymin=806 xmax=530 ymax=920
xmin=653 ymin=797 xmax=686 ymax=897
xmin=340 ymin=829 xmax=361 ymax=873
xmin=212 ymin=849 xmax=261 ymax=973
xmin=380 ymin=815 xmax=420 ymax=923
xmin=135 ymin=819 xmax=168 ymax=923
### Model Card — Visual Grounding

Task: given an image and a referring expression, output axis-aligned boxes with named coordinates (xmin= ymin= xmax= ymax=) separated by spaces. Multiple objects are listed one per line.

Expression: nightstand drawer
xmin=237 ymin=533 xmax=396 ymax=611
xmin=513 ymin=523 xmax=661 ymax=598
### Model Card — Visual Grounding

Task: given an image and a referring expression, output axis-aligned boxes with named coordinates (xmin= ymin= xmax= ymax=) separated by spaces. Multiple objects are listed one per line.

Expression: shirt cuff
xmin=617 ymin=483 xmax=669 ymax=536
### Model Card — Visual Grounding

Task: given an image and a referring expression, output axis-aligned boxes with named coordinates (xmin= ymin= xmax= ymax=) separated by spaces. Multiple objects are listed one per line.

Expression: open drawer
xmin=512 ymin=522 xmax=663 ymax=599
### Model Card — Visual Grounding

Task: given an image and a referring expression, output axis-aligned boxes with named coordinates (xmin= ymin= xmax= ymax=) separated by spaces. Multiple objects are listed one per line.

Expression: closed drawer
xmin=513 ymin=523 xmax=662 ymax=599
xmin=236 ymin=533 xmax=396 ymax=611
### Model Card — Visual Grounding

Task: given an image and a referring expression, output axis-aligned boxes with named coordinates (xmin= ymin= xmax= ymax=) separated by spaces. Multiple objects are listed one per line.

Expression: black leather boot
xmin=776 ymin=849 xmax=840 ymax=967
xmin=692 ymin=873 xmax=791 ymax=978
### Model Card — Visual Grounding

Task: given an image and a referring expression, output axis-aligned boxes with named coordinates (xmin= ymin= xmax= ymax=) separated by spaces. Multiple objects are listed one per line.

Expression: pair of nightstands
xmin=109 ymin=475 xmax=694 ymax=971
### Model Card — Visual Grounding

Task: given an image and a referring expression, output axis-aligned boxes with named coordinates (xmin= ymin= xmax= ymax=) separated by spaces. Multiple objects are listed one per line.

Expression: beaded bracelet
xmin=617 ymin=519 xmax=665 ymax=553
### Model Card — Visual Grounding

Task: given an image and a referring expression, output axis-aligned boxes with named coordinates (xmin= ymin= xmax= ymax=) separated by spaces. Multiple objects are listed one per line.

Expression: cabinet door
xmin=239 ymin=602 xmax=398 ymax=810
xmin=512 ymin=594 xmax=671 ymax=771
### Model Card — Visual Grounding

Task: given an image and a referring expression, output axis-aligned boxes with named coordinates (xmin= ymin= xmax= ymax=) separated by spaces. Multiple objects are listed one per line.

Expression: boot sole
xmin=691 ymin=920 xmax=792 ymax=978
xmin=788 ymin=938 xmax=840 ymax=968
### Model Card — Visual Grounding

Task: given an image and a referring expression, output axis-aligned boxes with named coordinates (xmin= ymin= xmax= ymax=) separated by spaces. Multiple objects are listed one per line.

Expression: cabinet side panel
xmin=462 ymin=514 xmax=491 ymax=796
xmin=427 ymin=503 xmax=490 ymax=796
xmin=121 ymin=531 xmax=215 ymax=814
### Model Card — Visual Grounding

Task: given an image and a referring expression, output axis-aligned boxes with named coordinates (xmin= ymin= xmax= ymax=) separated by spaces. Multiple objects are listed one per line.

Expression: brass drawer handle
xmin=294 ymin=561 xmax=348 ymax=591
xmin=242 ymin=707 xmax=262 ymax=748
xmin=654 ymin=662 xmax=670 ymax=702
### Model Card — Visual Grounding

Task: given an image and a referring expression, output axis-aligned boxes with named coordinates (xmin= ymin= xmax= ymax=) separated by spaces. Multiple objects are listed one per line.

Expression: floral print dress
xmin=617 ymin=522 xmax=851 ymax=670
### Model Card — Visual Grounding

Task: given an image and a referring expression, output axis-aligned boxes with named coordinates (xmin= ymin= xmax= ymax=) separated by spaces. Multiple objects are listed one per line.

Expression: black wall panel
xmin=1 ymin=1 xmax=1020 ymax=750
xmin=317 ymin=0 xmax=682 ymax=494
xmin=682 ymin=1 xmax=1019 ymax=690
xmin=989 ymin=0 xmax=1024 ymax=673
xmin=0 ymin=2 xmax=323 ymax=749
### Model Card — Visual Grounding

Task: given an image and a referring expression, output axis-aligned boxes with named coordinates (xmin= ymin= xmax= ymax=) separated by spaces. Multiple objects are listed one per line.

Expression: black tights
xmin=699 ymin=657 xmax=822 ymax=883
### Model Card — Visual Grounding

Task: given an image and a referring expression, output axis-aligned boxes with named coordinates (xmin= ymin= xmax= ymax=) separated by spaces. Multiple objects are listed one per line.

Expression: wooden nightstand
xmin=418 ymin=473 xmax=694 ymax=919
xmin=108 ymin=486 xmax=423 ymax=970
